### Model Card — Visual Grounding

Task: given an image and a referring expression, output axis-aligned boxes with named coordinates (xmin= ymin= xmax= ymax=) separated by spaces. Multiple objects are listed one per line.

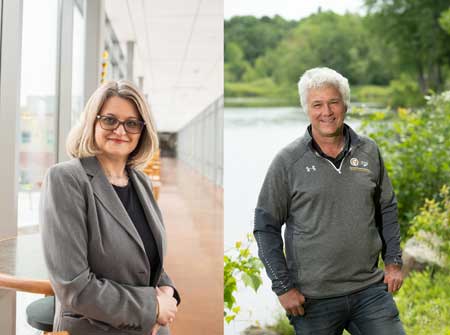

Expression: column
xmin=83 ymin=0 xmax=104 ymax=105
xmin=56 ymin=0 xmax=74 ymax=162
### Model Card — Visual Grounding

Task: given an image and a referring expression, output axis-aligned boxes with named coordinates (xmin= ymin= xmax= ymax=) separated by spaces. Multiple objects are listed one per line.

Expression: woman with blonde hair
xmin=41 ymin=80 xmax=180 ymax=335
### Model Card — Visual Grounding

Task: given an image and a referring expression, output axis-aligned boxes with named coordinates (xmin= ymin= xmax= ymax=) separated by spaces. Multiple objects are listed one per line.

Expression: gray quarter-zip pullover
xmin=254 ymin=124 xmax=402 ymax=298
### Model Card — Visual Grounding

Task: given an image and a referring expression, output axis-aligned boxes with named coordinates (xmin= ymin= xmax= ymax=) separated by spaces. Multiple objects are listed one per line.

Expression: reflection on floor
xmin=158 ymin=158 xmax=223 ymax=335
xmin=15 ymin=157 xmax=223 ymax=335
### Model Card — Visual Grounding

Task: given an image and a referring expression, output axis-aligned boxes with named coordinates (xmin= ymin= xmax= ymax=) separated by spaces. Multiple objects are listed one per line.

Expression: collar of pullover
xmin=302 ymin=123 xmax=361 ymax=153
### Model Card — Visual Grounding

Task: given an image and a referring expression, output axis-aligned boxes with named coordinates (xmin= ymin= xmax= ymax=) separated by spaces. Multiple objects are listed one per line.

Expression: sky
xmin=224 ymin=0 xmax=366 ymax=20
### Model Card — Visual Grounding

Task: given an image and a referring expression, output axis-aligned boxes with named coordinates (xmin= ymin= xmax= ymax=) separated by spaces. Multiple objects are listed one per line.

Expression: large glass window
xmin=71 ymin=3 xmax=85 ymax=125
xmin=16 ymin=1 xmax=59 ymax=333
xmin=18 ymin=0 xmax=59 ymax=227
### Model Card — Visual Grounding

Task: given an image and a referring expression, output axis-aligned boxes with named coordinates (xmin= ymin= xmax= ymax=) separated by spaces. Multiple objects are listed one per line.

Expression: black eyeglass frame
xmin=96 ymin=115 xmax=146 ymax=134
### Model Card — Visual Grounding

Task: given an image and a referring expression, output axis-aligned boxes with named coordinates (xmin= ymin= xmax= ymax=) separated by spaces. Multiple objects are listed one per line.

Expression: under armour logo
xmin=306 ymin=165 xmax=316 ymax=172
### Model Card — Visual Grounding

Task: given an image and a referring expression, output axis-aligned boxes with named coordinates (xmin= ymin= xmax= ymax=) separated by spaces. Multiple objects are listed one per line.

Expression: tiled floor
xmin=13 ymin=158 xmax=223 ymax=335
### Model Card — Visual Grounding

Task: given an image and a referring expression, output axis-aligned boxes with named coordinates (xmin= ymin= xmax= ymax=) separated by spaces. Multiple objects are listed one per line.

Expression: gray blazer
xmin=40 ymin=156 xmax=179 ymax=335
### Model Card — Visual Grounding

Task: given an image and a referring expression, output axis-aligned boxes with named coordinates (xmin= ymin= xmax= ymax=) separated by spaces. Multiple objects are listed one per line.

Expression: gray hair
xmin=66 ymin=80 xmax=159 ymax=170
xmin=297 ymin=67 xmax=350 ymax=114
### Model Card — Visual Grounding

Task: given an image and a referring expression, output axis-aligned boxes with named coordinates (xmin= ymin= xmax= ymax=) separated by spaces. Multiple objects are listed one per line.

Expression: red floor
xmin=158 ymin=158 xmax=223 ymax=335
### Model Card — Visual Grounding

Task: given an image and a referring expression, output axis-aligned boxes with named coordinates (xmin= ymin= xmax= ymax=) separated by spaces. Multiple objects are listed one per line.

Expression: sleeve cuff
xmin=140 ymin=287 xmax=158 ymax=333
xmin=157 ymin=272 xmax=181 ymax=305
xmin=273 ymin=281 xmax=295 ymax=296
xmin=384 ymin=255 xmax=403 ymax=267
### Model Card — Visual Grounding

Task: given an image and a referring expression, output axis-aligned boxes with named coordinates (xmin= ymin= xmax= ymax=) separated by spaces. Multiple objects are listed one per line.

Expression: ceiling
xmin=105 ymin=0 xmax=223 ymax=132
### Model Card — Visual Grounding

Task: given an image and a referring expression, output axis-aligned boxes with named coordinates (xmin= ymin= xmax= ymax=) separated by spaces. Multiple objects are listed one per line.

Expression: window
xmin=18 ymin=0 xmax=58 ymax=226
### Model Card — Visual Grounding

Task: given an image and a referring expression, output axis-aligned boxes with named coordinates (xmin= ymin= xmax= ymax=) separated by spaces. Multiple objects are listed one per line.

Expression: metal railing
xmin=177 ymin=96 xmax=223 ymax=187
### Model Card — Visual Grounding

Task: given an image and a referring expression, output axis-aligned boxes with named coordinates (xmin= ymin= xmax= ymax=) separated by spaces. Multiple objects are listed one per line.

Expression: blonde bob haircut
xmin=66 ymin=80 xmax=159 ymax=169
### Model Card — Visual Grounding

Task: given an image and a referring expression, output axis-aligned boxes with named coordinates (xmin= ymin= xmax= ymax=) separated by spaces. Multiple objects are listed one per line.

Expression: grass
xmin=225 ymin=80 xmax=390 ymax=108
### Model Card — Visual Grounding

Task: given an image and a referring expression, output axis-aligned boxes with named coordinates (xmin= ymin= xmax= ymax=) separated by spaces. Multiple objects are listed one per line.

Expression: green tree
xmin=256 ymin=12 xmax=395 ymax=87
xmin=224 ymin=42 xmax=252 ymax=82
xmin=439 ymin=8 xmax=450 ymax=34
xmin=364 ymin=0 xmax=450 ymax=93
xmin=225 ymin=15 xmax=297 ymax=66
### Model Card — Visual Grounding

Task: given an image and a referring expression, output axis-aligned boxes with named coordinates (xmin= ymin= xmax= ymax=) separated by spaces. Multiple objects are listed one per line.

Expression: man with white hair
xmin=254 ymin=67 xmax=405 ymax=334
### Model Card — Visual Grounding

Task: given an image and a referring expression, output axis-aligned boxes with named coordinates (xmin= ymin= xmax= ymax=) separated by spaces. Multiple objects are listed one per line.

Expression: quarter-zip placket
xmin=314 ymin=147 xmax=353 ymax=174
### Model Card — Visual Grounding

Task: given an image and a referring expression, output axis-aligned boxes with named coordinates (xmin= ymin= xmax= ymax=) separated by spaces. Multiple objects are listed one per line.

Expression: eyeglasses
xmin=96 ymin=115 xmax=145 ymax=134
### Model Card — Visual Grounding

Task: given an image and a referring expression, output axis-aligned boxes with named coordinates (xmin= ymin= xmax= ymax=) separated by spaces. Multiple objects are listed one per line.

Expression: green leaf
xmin=225 ymin=315 xmax=236 ymax=323
xmin=241 ymin=272 xmax=263 ymax=292
xmin=240 ymin=248 xmax=250 ymax=257
xmin=232 ymin=306 xmax=241 ymax=314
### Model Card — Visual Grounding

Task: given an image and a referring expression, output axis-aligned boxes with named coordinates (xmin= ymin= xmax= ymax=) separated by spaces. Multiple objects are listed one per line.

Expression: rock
xmin=402 ymin=231 xmax=444 ymax=276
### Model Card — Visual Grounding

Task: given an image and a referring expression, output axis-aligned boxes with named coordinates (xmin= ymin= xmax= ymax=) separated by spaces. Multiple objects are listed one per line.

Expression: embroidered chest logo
xmin=350 ymin=157 xmax=370 ymax=172
xmin=306 ymin=165 xmax=316 ymax=172
xmin=350 ymin=158 xmax=369 ymax=167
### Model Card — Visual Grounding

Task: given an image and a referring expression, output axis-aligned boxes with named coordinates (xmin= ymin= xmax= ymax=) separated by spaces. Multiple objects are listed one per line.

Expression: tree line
xmin=225 ymin=0 xmax=450 ymax=106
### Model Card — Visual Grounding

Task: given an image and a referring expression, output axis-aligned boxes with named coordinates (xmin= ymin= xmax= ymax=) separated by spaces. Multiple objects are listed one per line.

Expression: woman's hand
xmin=158 ymin=285 xmax=175 ymax=297
xmin=156 ymin=287 xmax=178 ymax=326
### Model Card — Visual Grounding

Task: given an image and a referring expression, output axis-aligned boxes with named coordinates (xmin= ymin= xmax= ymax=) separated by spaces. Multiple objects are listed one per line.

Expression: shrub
xmin=224 ymin=234 xmax=264 ymax=323
xmin=360 ymin=91 xmax=450 ymax=239
xmin=387 ymin=74 xmax=426 ymax=108
xmin=394 ymin=185 xmax=450 ymax=334
xmin=266 ymin=313 xmax=295 ymax=335
xmin=352 ymin=85 xmax=390 ymax=104
xmin=396 ymin=270 xmax=450 ymax=335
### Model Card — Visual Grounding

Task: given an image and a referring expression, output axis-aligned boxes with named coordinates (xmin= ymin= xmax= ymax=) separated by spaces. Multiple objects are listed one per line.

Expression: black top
xmin=309 ymin=124 xmax=351 ymax=168
xmin=113 ymin=181 xmax=160 ymax=285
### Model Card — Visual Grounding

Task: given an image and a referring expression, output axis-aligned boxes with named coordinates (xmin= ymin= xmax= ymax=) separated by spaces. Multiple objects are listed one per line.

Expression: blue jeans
xmin=288 ymin=282 xmax=405 ymax=335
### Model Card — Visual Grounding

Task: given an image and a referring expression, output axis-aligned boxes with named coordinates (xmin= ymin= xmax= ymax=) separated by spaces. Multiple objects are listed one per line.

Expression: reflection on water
xmin=224 ymin=107 xmax=361 ymax=334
